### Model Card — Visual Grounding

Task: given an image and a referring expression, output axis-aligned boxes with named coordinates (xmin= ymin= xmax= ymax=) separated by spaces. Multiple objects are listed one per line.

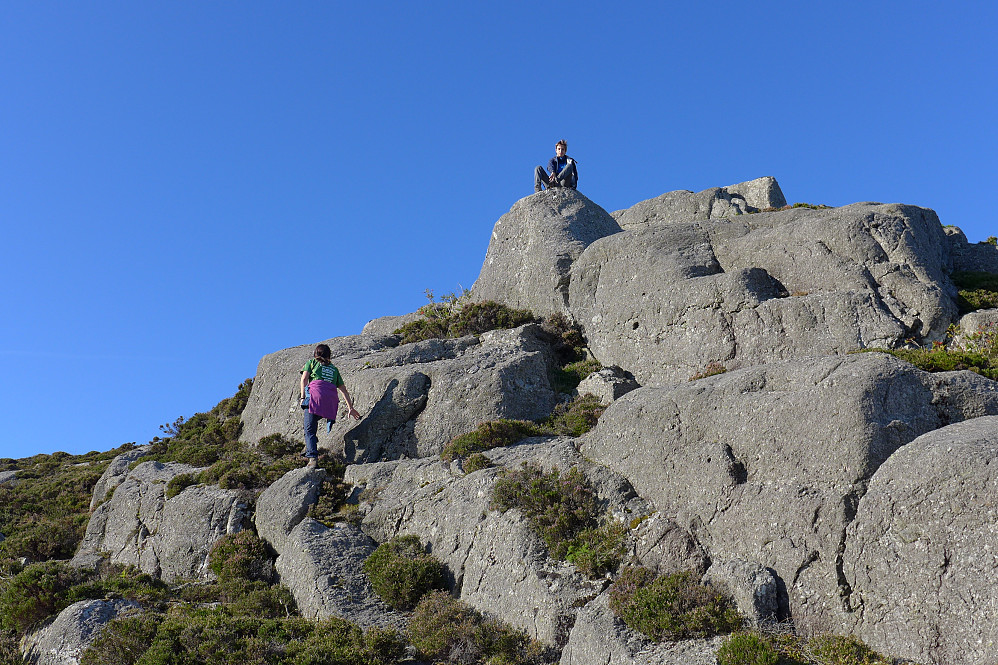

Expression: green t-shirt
xmin=302 ymin=359 xmax=344 ymax=386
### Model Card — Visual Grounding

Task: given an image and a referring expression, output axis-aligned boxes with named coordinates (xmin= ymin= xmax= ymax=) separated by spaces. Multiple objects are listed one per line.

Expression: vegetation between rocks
xmin=717 ymin=629 xmax=893 ymax=665
xmin=362 ymin=535 xmax=448 ymax=610
xmin=491 ymin=463 xmax=625 ymax=577
xmin=952 ymin=270 xmax=998 ymax=313
xmin=393 ymin=293 xmax=535 ymax=345
xmin=408 ymin=590 xmax=554 ymax=665
xmin=607 ymin=567 xmax=742 ymax=641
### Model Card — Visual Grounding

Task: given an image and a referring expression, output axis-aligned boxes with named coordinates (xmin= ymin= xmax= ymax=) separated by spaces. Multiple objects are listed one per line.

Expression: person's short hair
xmin=314 ymin=344 xmax=331 ymax=361
xmin=556 ymin=140 xmax=567 ymax=151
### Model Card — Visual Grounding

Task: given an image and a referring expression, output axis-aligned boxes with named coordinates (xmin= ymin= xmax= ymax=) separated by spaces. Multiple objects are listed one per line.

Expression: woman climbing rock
xmin=300 ymin=343 xmax=361 ymax=468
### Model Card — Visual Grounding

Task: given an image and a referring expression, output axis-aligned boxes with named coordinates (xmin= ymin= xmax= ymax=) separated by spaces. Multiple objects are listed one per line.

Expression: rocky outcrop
xmin=471 ymin=188 xmax=621 ymax=318
xmin=22 ymin=599 xmax=141 ymax=665
xmin=0 ymin=470 xmax=17 ymax=487
xmin=254 ymin=467 xmax=405 ymax=630
xmin=577 ymin=353 xmax=998 ymax=634
xmin=88 ymin=446 xmax=149 ymax=510
xmin=571 ymin=202 xmax=956 ymax=385
xmin=345 ymin=438 xmax=648 ymax=645
xmin=576 ymin=365 xmax=639 ymax=404
xmin=943 ymin=226 xmax=998 ymax=273
xmin=559 ymin=592 xmax=723 ymax=665
xmin=611 ymin=177 xmax=787 ymax=230
xmin=844 ymin=416 xmax=998 ymax=665
xmin=240 ymin=324 xmax=559 ymax=462
xmin=703 ymin=559 xmax=779 ymax=626
xmin=73 ymin=461 xmax=250 ymax=581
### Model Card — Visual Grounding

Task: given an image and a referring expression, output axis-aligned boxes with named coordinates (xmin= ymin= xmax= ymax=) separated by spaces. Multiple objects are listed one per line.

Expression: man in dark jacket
xmin=534 ymin=140 xmax=578 ymax=192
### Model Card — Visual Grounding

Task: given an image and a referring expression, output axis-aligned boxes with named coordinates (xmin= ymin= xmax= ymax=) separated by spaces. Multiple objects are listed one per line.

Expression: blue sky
xmin=2 ymin=1 xmax=995 ymax=459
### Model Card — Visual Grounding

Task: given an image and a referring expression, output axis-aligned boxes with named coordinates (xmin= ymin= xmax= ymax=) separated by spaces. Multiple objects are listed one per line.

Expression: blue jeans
xmin=303 ymin=411 xmax=320 ymax=459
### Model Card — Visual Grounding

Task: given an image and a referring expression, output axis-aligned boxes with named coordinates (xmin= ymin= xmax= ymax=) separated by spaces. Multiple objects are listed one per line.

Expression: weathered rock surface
xmin=844 ymin=416 xmax=998 ymax=665
xmin=361 ymin=311 xmax=422 ymax=337
xmin=578 ymin=353 xmax=998 ymax=633
xmin=241 ymin=325 xmax=559 ymax=462
xmin=88 ymin=446 xmax=149 ymax=510
xmin=630 ymin=513 xmax=709 ymax=576
xmin=254 ymin=467 xmax=404 ymax=629
xmin=345 ymin=438 xmax=647 ymax=645
xmin=471 ymin=188 xmax=621 ymax=318
xmin=944 ymin=225 xmax=998 ymax=273
xmin=0 ymin=470 xmax=17 ymax=486
xmin=576 ymin=365 xmax=639 ymax=403
xmin=559 ymin=591 xmax=723 ymax=665
xmin=22 ymin=599 xmax=141 ymax=665
xmin=73 ymin=461 xmax=250 ymax=581
xmin=703 ymin=559 xmax=779 ymax=626
xmin=611 ymin=177 xmax=787 ymax=230
xmin=571 ymin=202 xmax=957 ymax=384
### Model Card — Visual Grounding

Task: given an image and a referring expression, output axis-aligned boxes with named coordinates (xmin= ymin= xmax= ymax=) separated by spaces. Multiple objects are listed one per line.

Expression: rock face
xmin=23 ymin=599 xmax=140 ymax=665
xmin=844 ymin=416 xmax=998 ymax=665
xmin=345 ymin=438 xmax=648 ymax=646
xmin=571 ymin=202 xmax=956 ymax=385
xmin=254 ymin=467 xmax=405 ymax=630
xmin=576 ymin=365 xmax=639 ymax=403
xmin=240 ymin=324 xmax=559 ymax=462
xmin=88 ymin=446 xmax=149 ymax=510
xmin=944 ymin=225 xmax=998 ymax=273
xmin=578 ymin=353 xmax=998 ymax=634
xmin=471 ymin=188 xmax=621 ymax=318
xmin=611 ymin=177 xmax=787 ymax=230
xmin=73 ymin=461 xmax=250 ymax=580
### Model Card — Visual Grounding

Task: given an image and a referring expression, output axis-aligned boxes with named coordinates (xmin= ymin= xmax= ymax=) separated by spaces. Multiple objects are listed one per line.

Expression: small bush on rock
xmin=363 ymin=535 xmax=448 ymax=610
xmin=717 ymin=631 xmax=779 ymax=665
xmin=442 ymin=420 xmax=548 ymax=461
xmin=565 ymin=522 xmax=627 ymax=578
xmin=953 ymin=271 xmax=998 ymax=313
xmin=208 ymin=530 xmax=274 ymax=583
xmin=858 ymin=347 xmax=998 ymax=380
xmin=80 ymin=612 xmax=162 ymax=665
xmin=0 ymin=560 xmax=88 ymax=632
xmin=608 ymin=567 xmax=742 ymax=641
xmin=394 ymin=298 xmax=535 ymax=344
xmin=543 ymin=394 xmax=605 ymax=436
xmin=256 ymin=433 xmax=298 ymax=458
xmin=806 ymin=634 xmax=892 ymax=664
xmin=462 ymin=453 xmax=493 ymax=474
xmin=409 ymin=590 xmax=551 ymax=665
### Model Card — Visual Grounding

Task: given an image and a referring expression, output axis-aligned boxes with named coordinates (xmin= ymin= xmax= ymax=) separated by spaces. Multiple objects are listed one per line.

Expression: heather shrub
xmin=565 ymin=522 xmax=627 ymax=578
xmin=80 ymin=612 xmax=162 ymax=665
xmin=543 ymin=394 xmax=605 ymax=436
xmin=363 ymin=535 xmax=448 ymax=610
xmin=857 ymin=347 xmax=998 ymax=380
xmin=462 ymin=453 xmax=493 ymax=474
xmin=394 ymin=298 xmax=535 ymax=344
xmin=256 ymin=432 xmax=298 ymax=458
xmin=492 ymin=463 xmax=599 ymax=561
xmin=608 ymin=567 xmax=742 ymax=641
xmin=442 ymin=420 xmax=548 ymax=461
xmin=953 ymin=270 xmax=998 ymax=313
xmin=409 ymin=590 xmax=550 ymax=664
xmin=208 ymin=530 xmax=274 ymax=583
xmin=66 ymin=563 xmax=169 ymax=605
xmin=717 ymin=631 xmax=779 ymax=665
xmin=165 ymin=472 xmax=197 ymax=499
xmin=806 ymin=634 xmax=892 ymax=664
xmin=0 ymin=560 xmax=87 ymax=632
xmin=548 ymin=358 xmax=602 ymax=393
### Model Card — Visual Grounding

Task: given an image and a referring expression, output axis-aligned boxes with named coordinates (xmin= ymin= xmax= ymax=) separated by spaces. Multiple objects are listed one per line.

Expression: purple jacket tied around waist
xmin=307 ymin=379 xmax=339 ymax=421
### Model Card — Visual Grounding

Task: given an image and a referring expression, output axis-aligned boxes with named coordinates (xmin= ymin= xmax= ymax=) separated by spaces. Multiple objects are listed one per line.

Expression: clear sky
xmin=2 ymin=1 xmax=995 ymax=460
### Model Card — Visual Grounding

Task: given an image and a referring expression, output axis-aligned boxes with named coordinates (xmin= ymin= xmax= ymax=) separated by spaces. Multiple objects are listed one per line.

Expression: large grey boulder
xmin=241 ymin=324 xmax=559 ymax=463
xmin=88 ymin=446 xmax=149 ymax=510
xmin=559 ymin=592 xmax=723 ymax=665
xmin=943 ymin=225 xmax=998 ymax=273
xmin=571 ymin=202 xmax=957 ymax=385
xmin=345 ymin=438 xmax=647 ymax=645
xmin=0 ymin=470 xmax=17 ymax=487
xmin=22 ymin=599 xmax=140 ymax=665
xmin=73 ymin=461 xmax=250 ymax=580
xmin=611 ymin=177 xmax=787 ymax=230
xmin=844 ymin=416 xmax=998 ymax=665
xmin=254 ymin=467 xmax=404 ymax=629
xmin=471 ymin=188 xmax=621 ymax=318
xmin=578 ymin=353 xmax=998 ymax=634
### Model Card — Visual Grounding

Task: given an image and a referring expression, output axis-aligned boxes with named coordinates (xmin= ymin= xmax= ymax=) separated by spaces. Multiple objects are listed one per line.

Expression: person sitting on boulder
xmin=299 ymin=343 xmax=361 ymax=469
xmin=534 ymin=140 xmax=578 ymax=192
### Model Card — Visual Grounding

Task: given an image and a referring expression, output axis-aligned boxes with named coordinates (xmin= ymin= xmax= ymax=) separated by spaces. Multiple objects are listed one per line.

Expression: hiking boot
xmin=305 ymin=458 xmax=318 ymax=469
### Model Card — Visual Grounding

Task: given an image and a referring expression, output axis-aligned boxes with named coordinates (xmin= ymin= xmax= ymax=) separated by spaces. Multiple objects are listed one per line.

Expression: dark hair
xmin=556 ymin=140 xmax=567 ymax=151
xmin=314 ymin=344 xmax=331 ymax=364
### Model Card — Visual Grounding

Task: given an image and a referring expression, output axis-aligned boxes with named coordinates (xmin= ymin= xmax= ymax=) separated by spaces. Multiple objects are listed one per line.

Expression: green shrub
xmin=80 ymin=612 xmax=162 ymax=665
xmin=0 ymin=560 xmax=87 ymax=632
xmin=66 ymin=563 xmax=169 ymax=605
xmin=548 ymin=358 xmax=602 ymax=393
xmin=165 ymin=473 xmax=198 ymax=499
xmin=543 ymin=394 xmax=605 ymax=436
xmin=717 ymin=631 xmax=779 ymax=665
xmin=257 ymin=433 xmax=298 ymax=458
xmin=607 ymin=567 xmax=742 ymax=641
xmin=492 ymin=463 xmax=598 ymax=561
xmin=442 ymin=420 xmax=548 ymax=461
xmin=408 ymin=590 xmax=549 ymax=664
xmin=806 ymin=634 xmax=892 ymax=664
xmin=394 ymin=299 xmax=535 ymax=344
xmin=462 ymin=453 xmax=493 ymax=474
xmin=208 ymin=531 xmax=274 ymax=583
xmin=0 ymin=629 xmax=21 ymax=665
xmin=565 ymin=522 xmax=627 ymax=578
xmin=953 ymin=271 xmax=998 ymax=313
xmin=857 ymin=347 xmax=998 ymax=380
xmin=362 ymin=535 xmax=448 ymax=610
